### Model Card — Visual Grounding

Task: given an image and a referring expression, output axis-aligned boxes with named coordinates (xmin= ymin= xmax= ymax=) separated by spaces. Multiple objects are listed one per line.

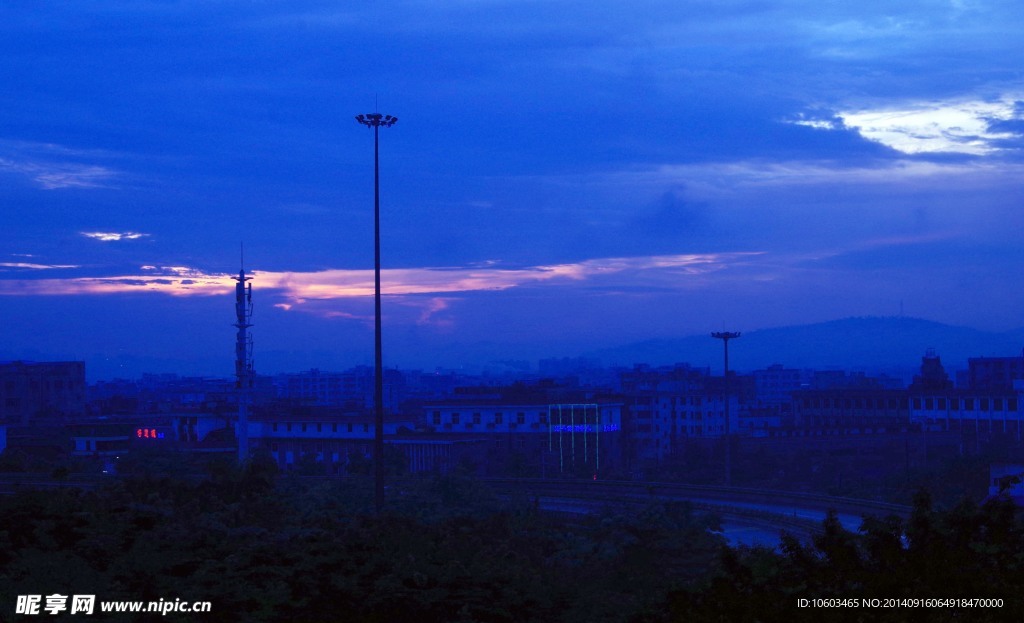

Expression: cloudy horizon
xmin=2 ymin=1 xmax=1023 ymax=378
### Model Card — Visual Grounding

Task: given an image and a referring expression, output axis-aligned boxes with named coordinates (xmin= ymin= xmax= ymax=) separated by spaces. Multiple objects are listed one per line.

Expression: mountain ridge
xmin=584 ymin=316 xmax=1024 ymax=374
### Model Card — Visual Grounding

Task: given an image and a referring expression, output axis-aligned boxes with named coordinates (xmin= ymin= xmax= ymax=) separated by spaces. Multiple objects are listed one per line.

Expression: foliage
xmin=3 ymin=464 xmax=1022 ymax=622
xmin=661 ymin=491 xmax=1024 ymax=622
xmin=0 ymin=469 xmax=723 ymax=622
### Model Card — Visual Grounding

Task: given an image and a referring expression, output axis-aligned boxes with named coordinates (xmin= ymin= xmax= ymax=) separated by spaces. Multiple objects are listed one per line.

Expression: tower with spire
xmin=233 ymin=250 xmax=253 ymax=462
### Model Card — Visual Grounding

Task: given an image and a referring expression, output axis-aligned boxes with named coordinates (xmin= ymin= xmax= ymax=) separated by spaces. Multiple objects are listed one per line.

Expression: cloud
xmin=0 ymin=252 xmax=760 ymax=306
xmin=0 ymin=139 xmax=127 ymax=190
xmin=0 ymin=144 xmax=122 ymax=191
xmin=622 ymin=156 xmax=1024 ymax=197
xmin=0 ymin=157 xmax=120 ymax=189
xmin=81 ymin=232 xmax=151 ymax=242
xmin=0 ymin=262 xmax=80 ymax=270
xmin=793 ymin=95 xmax=1024 ymax=156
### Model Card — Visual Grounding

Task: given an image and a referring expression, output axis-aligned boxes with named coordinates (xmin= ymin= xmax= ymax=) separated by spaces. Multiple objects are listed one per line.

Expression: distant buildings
xmin=6 ymin=346 xmax=1024 ymax=480
xmin=246 ymin=408 xmax=417 ymax=473
xmin=619 ymin=363 xmax=771 ymax=465
xmin=0 ymin=361 xmax=85 ymax=426
xmin=962 ymin=355 xmax=1024 ymax=392
xmin=423 ymin=388 xmax=623 ymax=476
xmin=272 ymin=367 xmax=405 ymax=411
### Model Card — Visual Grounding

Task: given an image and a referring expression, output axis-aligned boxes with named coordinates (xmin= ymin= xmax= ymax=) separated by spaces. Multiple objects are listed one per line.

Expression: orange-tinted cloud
xmin=0 ymin=253 xmax=762 ymax=317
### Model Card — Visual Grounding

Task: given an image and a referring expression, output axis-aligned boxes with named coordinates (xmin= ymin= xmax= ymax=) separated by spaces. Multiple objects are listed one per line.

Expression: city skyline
xmin=2 ymin=2 xmax=1023 ymax=379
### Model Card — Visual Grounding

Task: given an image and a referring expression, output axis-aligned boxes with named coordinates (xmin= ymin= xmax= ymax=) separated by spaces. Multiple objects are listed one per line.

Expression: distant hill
xmin=585 ymin=317 xmax=1024 ymax=375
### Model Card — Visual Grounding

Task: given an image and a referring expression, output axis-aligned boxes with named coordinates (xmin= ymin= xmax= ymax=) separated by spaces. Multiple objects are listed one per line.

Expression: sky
xmin=2 ymin=1 xmax=1024 ymax=379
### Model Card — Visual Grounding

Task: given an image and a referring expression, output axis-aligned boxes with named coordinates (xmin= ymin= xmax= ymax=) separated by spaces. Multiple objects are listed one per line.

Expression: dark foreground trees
xmin=1 ymin=462 xmax=1021 ymax=622
xmin=661 ymin=491 xmax=1024 ymax=622
xmin=0 ymin=462 xmax=722 ymax=622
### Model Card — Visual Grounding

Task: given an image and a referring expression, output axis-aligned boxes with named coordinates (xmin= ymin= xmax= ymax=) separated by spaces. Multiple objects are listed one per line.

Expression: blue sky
xmin=2 ymin=1 xmax=1023 ymax=378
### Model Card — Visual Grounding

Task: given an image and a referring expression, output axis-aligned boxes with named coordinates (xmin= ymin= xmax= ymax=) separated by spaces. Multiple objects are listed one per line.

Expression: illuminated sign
xmin=135 ymin=428 xmax=165 ymax=439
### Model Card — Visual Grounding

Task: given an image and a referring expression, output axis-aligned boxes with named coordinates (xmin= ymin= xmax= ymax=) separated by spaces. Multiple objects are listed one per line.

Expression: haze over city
xmin=2 ymin=2 xmax=1023 ymax=379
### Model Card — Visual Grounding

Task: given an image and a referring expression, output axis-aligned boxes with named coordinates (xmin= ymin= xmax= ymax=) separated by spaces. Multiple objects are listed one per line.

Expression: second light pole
xmin=356 ymin=112 xmax=397 ymax=513
xmin=711 ymin=331 xmax=740 ymax=486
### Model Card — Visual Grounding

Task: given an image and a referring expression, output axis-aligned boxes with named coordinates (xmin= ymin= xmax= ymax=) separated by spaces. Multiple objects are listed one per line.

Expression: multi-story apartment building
xmin=620 ymin=364 xmax=765 ymax=465
xmin=962 ymin=355 xmax=1024 ymax=392
xmin=246 ymin=409 xmax=418 ymax=472
xmin=273 ymin=367 xmax=405 ymax=411
xmin=421 ymin=379 xmax=624 ymax=477
xmin=0 ymin=361 xmax=85 ymax=426
xmin=751 ymin=364 xmax=807 ymax=409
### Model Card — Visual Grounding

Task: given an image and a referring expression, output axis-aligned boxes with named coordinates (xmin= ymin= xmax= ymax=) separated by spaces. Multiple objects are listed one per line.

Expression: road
xmin=488 ymin=478 xmax=909 ymax=548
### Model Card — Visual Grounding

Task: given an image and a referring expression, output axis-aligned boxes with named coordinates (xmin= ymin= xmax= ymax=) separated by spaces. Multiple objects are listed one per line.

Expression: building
xmin=907 ymin=388 xmax=1021 ymax=441
xmin=422 ymin=398 xmax=623 ymax=477
xmin=273 ymin=367 xmax=405 ymax=411
xmin=619 ymin=364 xmax=767 ymax=465
xmin=246 ymin=407 xmax=418 ymax=473
xmin=68 ymin=422 xmax=133 ymax=458
xmin=0 ymin=361 xmax=86 ymax=426
xmin=963 ymin=355 xmax=1024 ymax=392
xmin=751 ymin=364 xmax=807 ymax=409
xmin=793 ymin=388 xmax=910 ymax=433
xmin=420 ymin=379 xmax=624 ymax=477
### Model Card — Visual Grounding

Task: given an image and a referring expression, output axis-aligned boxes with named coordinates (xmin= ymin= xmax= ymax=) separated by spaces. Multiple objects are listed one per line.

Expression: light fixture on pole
xmin=356 ymin=112 xmax=397 ymax=513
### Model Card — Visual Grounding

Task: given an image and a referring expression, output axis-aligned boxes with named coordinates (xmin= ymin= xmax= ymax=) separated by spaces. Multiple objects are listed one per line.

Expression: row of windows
xmin=270 ymin=422 xmax=370 ymax=434
xmin=802 ymin=396 xmax=1022 ymax=411
xmin=431 ymin=411 xmax=542 ymax=426
xmin=913 ymin=397 xmax=1018 ymax=411
xmin=2 ymin=379 xmax=76 ymax=391
xmin=269 ymin=442 xmax=369 ymax=454
xmin=802 ymin=397 xmax=905 ymax=410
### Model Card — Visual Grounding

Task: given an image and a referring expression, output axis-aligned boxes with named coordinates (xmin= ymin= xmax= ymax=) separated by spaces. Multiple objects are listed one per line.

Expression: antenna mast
xmin=233 ymin=249 xmax=254 ymax=462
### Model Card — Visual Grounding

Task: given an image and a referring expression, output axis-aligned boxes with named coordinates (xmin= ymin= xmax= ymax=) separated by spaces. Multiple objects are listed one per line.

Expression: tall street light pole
xmin=711 ymin=331 xmax=740 ymax=486
xmin=356 ymin=112 xmax=397 ymax=513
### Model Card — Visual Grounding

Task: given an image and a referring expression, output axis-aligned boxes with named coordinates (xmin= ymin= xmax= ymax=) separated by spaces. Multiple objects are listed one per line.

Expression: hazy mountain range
xmin=584 ymin=317 xmax=1024 ymax=377
xmin=30 ymin=315 xmax=1024 ymax=381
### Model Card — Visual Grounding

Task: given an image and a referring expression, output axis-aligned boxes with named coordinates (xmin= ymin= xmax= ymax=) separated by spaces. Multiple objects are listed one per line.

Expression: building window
xmin=517 ymin=413 xmax=525 ymax=425
xmin=433 ymin=412 xmax=441 ymax=425
xmin=302 ymin=423 xmax=307 ymax=433
xmin=473 ymin=413 xmax=481 ymax=424
xmin=363 ymin=423 xmax=369 ymax=432
xmin=494 ymin=413 xmax=503 ymax=425
xmin=451 ymin=413 xmax=460 ymax=425
xmin=272 ymin=423 xmax=278 ymax=432
xmin=347 ymin=423 xmax=353 ymax=433
xmin=539 ymin=412 xmax=547 ymax=424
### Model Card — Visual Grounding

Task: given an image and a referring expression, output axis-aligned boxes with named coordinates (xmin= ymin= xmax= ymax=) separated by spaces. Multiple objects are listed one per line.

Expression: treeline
xmin=664 ymin=491 xmax=1023 ymax=622
xmin=0 ymin=459 xmax=721 ymax=622
xmin=0 ymin=459 xmax=1021 ymax=622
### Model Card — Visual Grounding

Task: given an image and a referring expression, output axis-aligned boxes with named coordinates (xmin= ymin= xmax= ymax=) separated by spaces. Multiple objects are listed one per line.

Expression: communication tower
xmin=233 ymin=255 xmax=254 ymax=462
